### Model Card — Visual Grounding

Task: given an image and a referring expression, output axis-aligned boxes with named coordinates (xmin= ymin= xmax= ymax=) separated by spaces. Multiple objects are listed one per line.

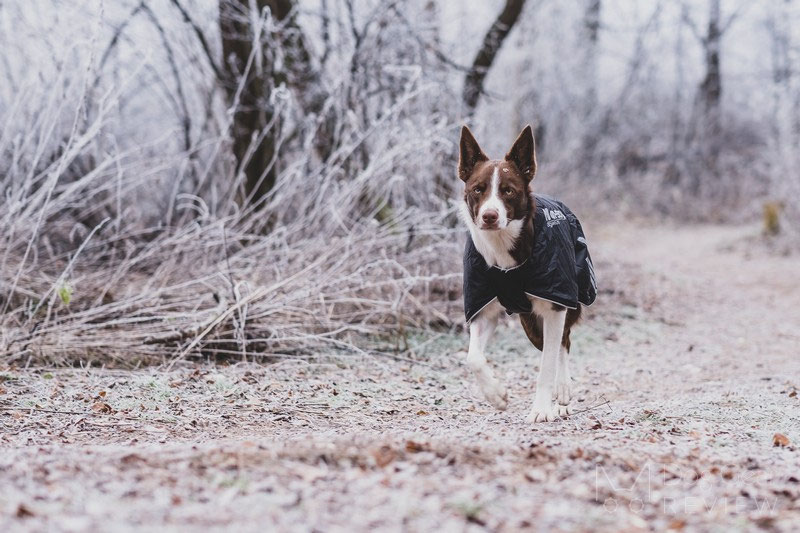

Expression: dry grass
xmin=0 ymin=35 xmax=465 ymax=366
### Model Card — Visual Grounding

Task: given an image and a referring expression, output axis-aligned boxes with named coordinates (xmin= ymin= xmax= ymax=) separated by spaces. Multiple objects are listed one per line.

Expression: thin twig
xmin=570 ymin=398 xmax=612 ymax=415
xmin=0 ymin=406 xmax=178 ymax=424
xmin=168 ymin=0 xmax=223 ymax=81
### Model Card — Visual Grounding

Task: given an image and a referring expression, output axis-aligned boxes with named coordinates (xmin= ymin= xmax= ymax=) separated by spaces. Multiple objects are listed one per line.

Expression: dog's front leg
xmin=527 ymin=305 xmax=566 ymax=423
xmin=555 ymin=345 xmax=572 ymax=416
xmin=466 ymin=301 xmax=508 ymax=410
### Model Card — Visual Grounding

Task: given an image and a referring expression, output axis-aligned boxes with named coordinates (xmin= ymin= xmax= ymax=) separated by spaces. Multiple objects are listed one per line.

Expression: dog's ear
xmin=505 ymin=125 xmax=537 ymax=182
xmin=458 ymin=126 xmax=488 ymax=182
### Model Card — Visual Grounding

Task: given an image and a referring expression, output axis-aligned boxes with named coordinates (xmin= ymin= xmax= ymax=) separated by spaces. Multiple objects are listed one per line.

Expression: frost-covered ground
xmin=2 ymin=222 xmax=799 ymax=532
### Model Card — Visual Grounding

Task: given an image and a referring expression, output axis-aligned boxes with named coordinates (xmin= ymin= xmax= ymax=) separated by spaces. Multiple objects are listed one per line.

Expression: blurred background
xmin=1 ymin=0 xmax=797 ymax=365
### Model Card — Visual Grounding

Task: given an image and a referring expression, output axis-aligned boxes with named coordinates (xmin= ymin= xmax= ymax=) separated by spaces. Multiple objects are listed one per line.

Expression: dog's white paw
xmin=554 ymin=381 xmax=572 ymax=406
xmin=526 ymin=403 xmax=557 ymax=423
xmin=556 ymin=404 xmax=572 ymax=417
xmin=479 ymin=377 xmax=508 ymax=411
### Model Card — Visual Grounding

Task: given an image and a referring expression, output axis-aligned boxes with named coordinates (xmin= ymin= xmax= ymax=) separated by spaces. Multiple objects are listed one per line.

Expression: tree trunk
xmin=462 ymin=0 xmax=527 ymax=113
xmin=768 ymin=0 xmax=797 ymax=228
xmin=579 ymin=0 xmax=601 ymax=170
xmin=699 ymin=0 xmax=722 ymax=179
xmin=581 ymin=0 xmax=600 ymax=115
xmin=666 ymin=3 xmax=688 ymax=187
xmin=219 ymin=0 xmax=278 ymax=205
xmin=219 ymin=0 xmax=335 ymax=208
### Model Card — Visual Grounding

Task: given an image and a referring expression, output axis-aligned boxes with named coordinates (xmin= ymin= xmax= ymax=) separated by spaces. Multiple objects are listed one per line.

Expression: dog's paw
xmin=526 ymin=404 xmax=557 ymax=423
xmin=554 ymin=381 xmax=572 ymax=406
xmin=480 ymin=378 xmax=508 ymax=411
xmin=556 ymin=404 xmax=572 ymax=417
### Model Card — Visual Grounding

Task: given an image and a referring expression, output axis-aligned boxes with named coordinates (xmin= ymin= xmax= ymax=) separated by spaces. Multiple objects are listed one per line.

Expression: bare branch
xmin=463 ymin=0 xmax=528 ymax=113
xmin=168 ymin=0 xmax=224 ymax=82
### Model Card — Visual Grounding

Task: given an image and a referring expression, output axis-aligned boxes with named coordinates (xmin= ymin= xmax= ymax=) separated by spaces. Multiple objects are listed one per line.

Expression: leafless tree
xmin=767 ymin=0 xmax=799 ymax=227
xmin=462 ymin=0 xmax=528 ymax=113
xmin=579 ymin=0 xmax=601 ymax=171
xmin=683 ymin=0 xmax=740 ymax=190
xmin=698 ymin=0 xmax=723 ymax=177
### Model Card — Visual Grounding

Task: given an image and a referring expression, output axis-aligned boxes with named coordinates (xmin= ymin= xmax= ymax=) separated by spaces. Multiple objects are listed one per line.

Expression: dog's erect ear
xmin=504 ymin=125 xmax=537 ymax=182
xmin=458 ymin=126 xmax=488 ymax=182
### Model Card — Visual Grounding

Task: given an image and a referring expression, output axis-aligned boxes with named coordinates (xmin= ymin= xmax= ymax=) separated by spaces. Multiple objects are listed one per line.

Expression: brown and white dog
xmin=458 ymin=125 xmax=582 ymax=423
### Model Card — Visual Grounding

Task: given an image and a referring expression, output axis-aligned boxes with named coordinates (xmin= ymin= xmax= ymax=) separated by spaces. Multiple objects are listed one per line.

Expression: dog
xmin=457 ymin=125 xmax=597 ymax=422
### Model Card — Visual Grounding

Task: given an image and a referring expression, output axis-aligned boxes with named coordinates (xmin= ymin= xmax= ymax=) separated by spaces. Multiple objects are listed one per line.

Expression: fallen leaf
xmin=372 ymin=445 xmax=396 ymax=467
xmin=755 ymin=516 xmax=776 ymax=528
xmin=15 ymin=504 xmax=34 ymax=518
xmin=405 ymin=440 xmax=429 ymax=453
xmin=98 ymin=391 xmax=106 ymax=397
xmin=92 ymin=401 xmax=112 ymax=414
xmin=789 ymin=391 xmax=797 ymax=398
xmin=668 ymin=518 xmax=686 ymax=530
xmin=121 ymin=453 xmax=146 ymax=465
xmin=524 ymin=469 xmax=545 ymax=482
xmin=416 ymin=410 xmax=428 ymax=416
xmin=773 ymin=433 xmax=790 ymax=447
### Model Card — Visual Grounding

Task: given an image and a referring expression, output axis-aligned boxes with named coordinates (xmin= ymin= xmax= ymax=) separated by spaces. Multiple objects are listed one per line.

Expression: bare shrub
xmin=0 ymin=1 xmax=466 ymax=366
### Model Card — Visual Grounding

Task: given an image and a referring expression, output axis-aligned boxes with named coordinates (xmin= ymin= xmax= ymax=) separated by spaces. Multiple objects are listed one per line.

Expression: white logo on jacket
xmin=543 ymin=208 xmax=566 ymax=227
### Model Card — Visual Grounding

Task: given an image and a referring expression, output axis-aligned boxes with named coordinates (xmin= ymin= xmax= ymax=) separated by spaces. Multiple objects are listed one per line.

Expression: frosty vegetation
xmin=0 ymin=0 xmax=798 ymax=365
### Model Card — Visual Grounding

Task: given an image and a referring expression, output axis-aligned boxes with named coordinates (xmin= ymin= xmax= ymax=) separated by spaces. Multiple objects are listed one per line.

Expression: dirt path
xmin=2 ymin=223 xmax=799 ymax=532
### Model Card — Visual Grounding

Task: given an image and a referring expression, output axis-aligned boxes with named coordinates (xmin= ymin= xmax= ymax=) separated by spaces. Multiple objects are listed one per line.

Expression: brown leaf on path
xmin=773 ymin=433 xmax=790 ymax=447
xmin=372 ymin=445 xmax=396 ymax=467
xmin=16 ymin=503 xmax=34 ymax=518
xmin=466 ymin=514 xmax=486 ymax=527
xmin=668 ymin=518 xmax=686 ymax=530
xmin=92 ymin=401 xmax=113 ymax=414
xmin=416 ymin=410 xmax=428 ymax=415
xmin=405 ymin=440 xmax=429 ymax=453
xmin=120 ymin=453 xmax=146 ymax=466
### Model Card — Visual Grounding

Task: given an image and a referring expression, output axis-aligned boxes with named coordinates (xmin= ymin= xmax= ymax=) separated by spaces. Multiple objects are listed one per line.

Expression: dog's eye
xmin=503 ymin=188 xmax=515 ymax=196
xmin=472 ymin=187 xmax=483 ymax=195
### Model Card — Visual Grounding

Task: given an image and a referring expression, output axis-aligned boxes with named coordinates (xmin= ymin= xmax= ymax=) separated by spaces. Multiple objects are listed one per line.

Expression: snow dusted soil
xmin=2 ymin=223 xmax=800 ymax=532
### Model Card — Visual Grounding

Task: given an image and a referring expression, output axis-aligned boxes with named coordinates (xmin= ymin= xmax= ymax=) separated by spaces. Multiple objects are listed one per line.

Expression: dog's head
xmin=458 ymin=125 xmax=536 ymax=231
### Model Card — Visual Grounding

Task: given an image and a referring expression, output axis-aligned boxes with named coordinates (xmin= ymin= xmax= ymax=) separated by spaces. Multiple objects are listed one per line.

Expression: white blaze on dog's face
xmin=457 ymin=125 xmax=537 ymax=231
xmin=478 ymin=166 xmax=508 ymax=229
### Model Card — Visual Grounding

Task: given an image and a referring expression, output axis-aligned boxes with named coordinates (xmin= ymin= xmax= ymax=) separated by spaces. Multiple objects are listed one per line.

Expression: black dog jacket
xmin=463 ymin=195 xmax=597 ymax=322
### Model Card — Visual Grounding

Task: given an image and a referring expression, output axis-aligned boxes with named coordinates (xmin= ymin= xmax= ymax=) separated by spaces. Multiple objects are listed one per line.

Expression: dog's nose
xmin=482 ymin=210 xmax=498 ymax=226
